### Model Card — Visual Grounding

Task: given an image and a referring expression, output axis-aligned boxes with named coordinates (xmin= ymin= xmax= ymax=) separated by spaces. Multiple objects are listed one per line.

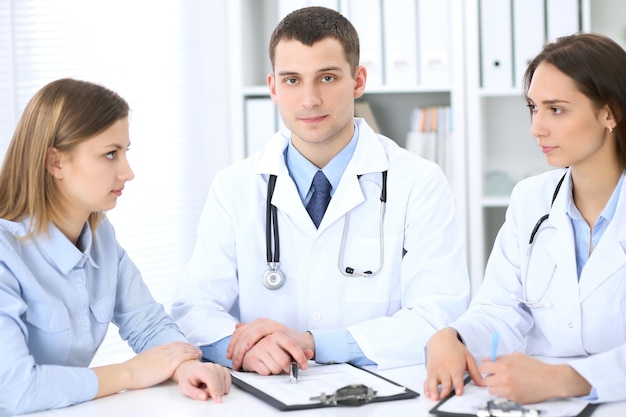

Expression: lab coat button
xmin=313 ymin=313 xmax=321 ymax=321
xmin=568 ymin=322 xmax=574 ymax=328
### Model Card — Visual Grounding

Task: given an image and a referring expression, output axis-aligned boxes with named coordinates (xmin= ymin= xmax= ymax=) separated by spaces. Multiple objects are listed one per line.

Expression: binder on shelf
xmin=405 ymin=106 xmax=452 ymax=177
xmin=354 ymin=100 xmax=381 ymax=133
xmin=406 ymin=106 xmax=437 ymax=162
xmin=344 ymin=0 xmax=383 ymax=86
xmin=436 ymin=106 xmax=452 ymax=177
xmin=512 ymin=0 xmax=545 ymax=88
xmin=382 ymin=0 xmax=418 ymax=85
xmin=546 ymin=0 xmax=581 ymax=43
xmin=416 ymin=0 xmax=451 ymax=86
xmin=244 ymin=97 xmax=278 ymax=157
xmin=479 ymin=0 xmax=513 ymax=90
xmin=231 ymin=363 xmax=419 ymax=411
xmin=429 ymin=378 xmax=597 ymax=417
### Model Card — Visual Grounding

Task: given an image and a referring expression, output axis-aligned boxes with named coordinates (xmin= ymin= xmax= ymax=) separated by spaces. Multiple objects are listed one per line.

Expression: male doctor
xmin=172 ymin=6 xmax=469 ymax=375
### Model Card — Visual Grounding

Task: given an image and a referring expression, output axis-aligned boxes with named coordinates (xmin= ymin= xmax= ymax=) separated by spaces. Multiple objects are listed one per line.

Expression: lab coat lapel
xmin=256 ymin=132 xmax=313 ymax=228
xmin=578 ymin=179 xmax=626 ymax=300
xmin=546 ymin=175 xmax=578 ymax=282
xmin=317 ymin=119 xmax=388 ymax=232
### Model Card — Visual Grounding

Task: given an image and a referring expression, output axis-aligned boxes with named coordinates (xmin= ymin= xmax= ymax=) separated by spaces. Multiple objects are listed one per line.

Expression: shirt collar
xmin=40 ymin=222 xmax=100 ymax=274
xmin=566 ymin=171 xmax=625 ymax=223
xmin=286 ymin=122 xmax=359 ymax=201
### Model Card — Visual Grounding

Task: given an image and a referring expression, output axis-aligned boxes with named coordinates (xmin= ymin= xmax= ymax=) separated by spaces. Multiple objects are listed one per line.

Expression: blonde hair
xmin=0 ymin=78 xmax=129 ymax=237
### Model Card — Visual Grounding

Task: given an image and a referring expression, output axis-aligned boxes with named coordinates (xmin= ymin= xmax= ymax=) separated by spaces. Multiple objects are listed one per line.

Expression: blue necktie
xmin=306 ymin=170 xmax=332 ymax=228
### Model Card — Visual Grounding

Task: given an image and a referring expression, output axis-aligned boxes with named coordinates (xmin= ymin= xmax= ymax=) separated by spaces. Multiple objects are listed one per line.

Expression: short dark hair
xmin=523 ymin=33 xmax=626 ymax=167
xmin=269 ymin=6 xmax=360 ymax=76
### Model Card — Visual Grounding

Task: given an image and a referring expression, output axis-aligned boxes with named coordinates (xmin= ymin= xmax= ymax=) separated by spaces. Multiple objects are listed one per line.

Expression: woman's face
xmin=51 ymin=117 xmax=134 ymax=222
xmin=526 ymin=62 xmax=615 ymax=170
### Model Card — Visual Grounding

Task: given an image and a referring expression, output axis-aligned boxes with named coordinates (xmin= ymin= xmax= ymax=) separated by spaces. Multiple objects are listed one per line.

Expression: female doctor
xmin=172 ymin=6 xmax=470 ymax=376
xmin=424 ymin=33 xmax=626 ymax=404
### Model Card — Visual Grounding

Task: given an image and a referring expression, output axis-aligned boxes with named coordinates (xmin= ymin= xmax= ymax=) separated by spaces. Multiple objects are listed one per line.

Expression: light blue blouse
xmin=0 ymin=217 xmax=187 ymax=415
xmin=567 ymin=172 xmax=624 ymax=278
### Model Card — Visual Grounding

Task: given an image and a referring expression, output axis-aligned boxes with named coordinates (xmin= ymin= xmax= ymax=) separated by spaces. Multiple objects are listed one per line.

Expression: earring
xmin=609 ymin=126 xmax=614 ymax=133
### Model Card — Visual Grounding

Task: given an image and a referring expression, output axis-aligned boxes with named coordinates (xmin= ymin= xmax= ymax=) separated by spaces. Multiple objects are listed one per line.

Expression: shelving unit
xmin=226 ymin=0 xmax=468 ymax=246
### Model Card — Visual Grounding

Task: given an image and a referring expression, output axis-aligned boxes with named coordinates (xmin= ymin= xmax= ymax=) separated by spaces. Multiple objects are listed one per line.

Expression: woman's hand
xmin=173 ymin=360 xmax=231 ymax=403
xmin=479 ymin=353 xmax=591 ymax=403
xmin=93 ymin=341 xmax=202 ymax=398
xmin=123 ymin=342 xmax=202 ymax=388
xmin=423 ymin=327 xmax=483 ymax=401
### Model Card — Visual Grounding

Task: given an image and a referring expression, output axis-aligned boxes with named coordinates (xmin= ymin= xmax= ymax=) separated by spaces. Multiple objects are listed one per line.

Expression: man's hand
xmin=173 ymin=360 xmax=231 ymax=403
xmin=423 ymin=327 xmax=483 ymax=401
xmin=479 ymin=353 xmax=591 ymax=404
xmin=227 ymin=318 xmax=314 ymax=372
xmin=239 ymin=332 xmax=314 ymax=375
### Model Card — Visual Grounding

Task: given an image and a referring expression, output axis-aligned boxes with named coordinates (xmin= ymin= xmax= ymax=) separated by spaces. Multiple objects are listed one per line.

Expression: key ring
xmin=309 ymin=384 xmax=377 ymax=406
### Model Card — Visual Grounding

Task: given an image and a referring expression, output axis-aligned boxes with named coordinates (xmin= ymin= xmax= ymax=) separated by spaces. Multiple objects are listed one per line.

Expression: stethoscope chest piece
xmin=262 ymin=263 xmax=285 ymax=290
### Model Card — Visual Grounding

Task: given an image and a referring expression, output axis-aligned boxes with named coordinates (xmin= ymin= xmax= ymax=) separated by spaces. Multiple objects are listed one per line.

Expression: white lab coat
xmin=172 ymin=119 xmax=469 ymax=369
xmin=452 ymin=168 xmax=626 ymax=402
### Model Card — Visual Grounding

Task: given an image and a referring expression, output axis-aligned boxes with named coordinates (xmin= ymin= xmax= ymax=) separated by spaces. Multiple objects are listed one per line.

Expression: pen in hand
xmin=490 ymin=331 xmax=500 ymax=362
xmin=289 ymin=362 xmax=298 ymax=384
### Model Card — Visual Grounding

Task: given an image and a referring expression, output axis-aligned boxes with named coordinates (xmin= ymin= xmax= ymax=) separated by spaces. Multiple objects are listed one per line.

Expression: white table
xmin=17 ymin=365 xmax=626 ymax=417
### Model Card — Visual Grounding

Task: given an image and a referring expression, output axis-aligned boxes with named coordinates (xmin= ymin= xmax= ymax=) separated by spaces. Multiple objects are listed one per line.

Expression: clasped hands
xmin=227 ymin=318 xmax=315 ymax=375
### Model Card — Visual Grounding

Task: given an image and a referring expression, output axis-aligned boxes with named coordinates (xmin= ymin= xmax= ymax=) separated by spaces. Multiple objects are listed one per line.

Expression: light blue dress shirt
xmin=0 ymin=217 xmax=187 ymax=415
xmin=202 ymin=123 xmax=375 ymax=368
xmin=567 ymin=172 xmax=624 ymax=278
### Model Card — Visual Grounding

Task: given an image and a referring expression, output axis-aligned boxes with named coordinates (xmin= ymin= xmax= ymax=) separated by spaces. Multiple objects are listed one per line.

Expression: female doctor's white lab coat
xmin=172 ymin=119 xmax=469 ymax=369
xmin=451 ymin=168 xmax=626 ymax=402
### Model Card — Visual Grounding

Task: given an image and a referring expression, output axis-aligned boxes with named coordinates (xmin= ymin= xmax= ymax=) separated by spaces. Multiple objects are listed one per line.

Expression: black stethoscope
xmin=262 ymin=171 xmax=388 ymax=290
xmin=511 ymin=171 xmax=567 ymax=308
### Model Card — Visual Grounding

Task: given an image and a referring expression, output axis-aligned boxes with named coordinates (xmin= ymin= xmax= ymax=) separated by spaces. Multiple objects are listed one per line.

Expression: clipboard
xmin=429 ymin=378 xmax=598 ymax=417
xmin=231 ymin=363 xmax=419 ymax=411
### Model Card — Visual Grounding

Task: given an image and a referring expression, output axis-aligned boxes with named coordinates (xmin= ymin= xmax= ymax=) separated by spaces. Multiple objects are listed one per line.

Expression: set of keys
xmin=309 ymin=384 xmax=377 ymax=406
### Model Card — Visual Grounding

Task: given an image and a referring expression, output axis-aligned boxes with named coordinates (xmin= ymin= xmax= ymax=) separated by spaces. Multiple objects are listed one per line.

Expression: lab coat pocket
xmin=344 ymin=235 xmax=401 ymax=304
xmin=25 ymin=301 xmax=71 ymax=363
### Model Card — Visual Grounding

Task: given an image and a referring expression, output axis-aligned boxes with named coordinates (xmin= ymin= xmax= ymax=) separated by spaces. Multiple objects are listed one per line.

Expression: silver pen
xmin=289 ymin=362 xmax=298 ymax=384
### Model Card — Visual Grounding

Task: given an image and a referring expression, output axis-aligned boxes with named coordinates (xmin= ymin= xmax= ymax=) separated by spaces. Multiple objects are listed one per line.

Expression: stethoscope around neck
xmin=511 ymin=171 xmax=567 ymax=308
xmin=262 ymin=171 xmax=388 ymax=290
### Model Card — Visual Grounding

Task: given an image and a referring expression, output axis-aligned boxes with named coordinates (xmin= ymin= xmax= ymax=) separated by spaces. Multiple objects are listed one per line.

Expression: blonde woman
xmin=0 ymin=78 xmax=230 ymax=415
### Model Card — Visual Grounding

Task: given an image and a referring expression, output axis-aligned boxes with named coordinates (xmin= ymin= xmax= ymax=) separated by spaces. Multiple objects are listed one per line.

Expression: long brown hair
xmin=0 ymin=78 xmax=129 ymax=236
xmin=523 ymin=33 xmax=626 ymax=168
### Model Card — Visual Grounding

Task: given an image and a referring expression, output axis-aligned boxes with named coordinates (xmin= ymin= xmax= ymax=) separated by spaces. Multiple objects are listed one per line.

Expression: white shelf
xmin=479 ymin=89 xmax=525 ymax=97
xmin=481 ymin=196 xmax=510 ymax=207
